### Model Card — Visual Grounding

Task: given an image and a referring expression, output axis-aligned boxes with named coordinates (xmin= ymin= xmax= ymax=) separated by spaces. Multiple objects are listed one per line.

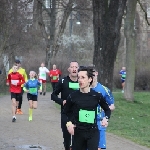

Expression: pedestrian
xmin=51 ymin=61 xmax=79 ymax=150
xmin=90 ymin=65 xmax=115 ymax=150
xmin=119 ymin=67 xmax=126 ymax=93
xmin=8 ymin=59 xmax=28 ymax=114
xmin=62 ymin=66 xmax=111 ymax=150
xmin=38 ymin=62 xmax=49 ymax=95
xmin=49 ymin=64 xmax=62 ymax=92
xmin=23 ymin=71 xmax=42 ymax=121
xmin=6 ymin=65 xmax=25 ymax=122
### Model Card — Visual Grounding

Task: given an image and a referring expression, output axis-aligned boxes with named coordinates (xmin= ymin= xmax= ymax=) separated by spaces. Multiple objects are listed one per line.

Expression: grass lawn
xmin=107 ymin=91 xmax=150 ymax=148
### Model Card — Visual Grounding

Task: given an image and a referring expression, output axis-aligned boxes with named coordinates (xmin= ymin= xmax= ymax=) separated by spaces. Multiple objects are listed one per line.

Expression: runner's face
xmin=69 ymin=62 xmax=79 ymax=77
xmin=78 ymin=71 xmax=92 ymax=89
xmin=41 ymin=63 xmax=45 ymax=67
xmin=12 ymin=66 xmax=18 ymax=73
xmin=53 ymin=65 xmax=56 ymax=70
xmin=92 ymin=71 xmax=98 ymax=83
xmin=29 ymin=71 xmax=35 ymax=78
xmin=16 ymin=63 xmax=21 ymax=68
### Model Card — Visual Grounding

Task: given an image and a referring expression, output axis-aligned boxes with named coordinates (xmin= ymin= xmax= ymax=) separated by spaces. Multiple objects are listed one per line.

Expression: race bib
xmin=29 ymin=88 xmax=37 ymax=94
xmin=122 ymin=74 xmax=126 ymax=78
xmin=69 ymin=82 xmax=79 ymax=90
xmin=52 ymin=76 xmax=57 ymax=80
xmin=11 ymin=80 xmax=19 ymax=85
xmin=41 ymin=73 xmax=46 ymax=77
xmin=79 ymin=109 xmax=95 ymax=124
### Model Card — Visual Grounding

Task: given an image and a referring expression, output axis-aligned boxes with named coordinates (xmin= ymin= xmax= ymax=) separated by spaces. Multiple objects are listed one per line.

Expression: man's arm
xmin=51 ymin=79 xmax=64 ymax=105
xmin=23 ymin=69 xmax=28 ymax=82
xmin=98 ymin=93 xmax=111 ymax=119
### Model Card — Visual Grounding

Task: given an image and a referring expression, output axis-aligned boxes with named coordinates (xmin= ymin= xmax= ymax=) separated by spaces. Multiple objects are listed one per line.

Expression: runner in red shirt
xmin=49 ymin=64 xmax=61 ymax=92
xmin=6 ymin=65 xmax=25 ymax=122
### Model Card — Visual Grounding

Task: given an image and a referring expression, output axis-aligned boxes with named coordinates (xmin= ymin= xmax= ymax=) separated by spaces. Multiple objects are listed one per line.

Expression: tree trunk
xmin=124 ymin=0 xmax=137 ymax=101
xmin=53 ymin=0 xmax=75 ymax=56
xmin=47 ymin=0 xmax=57 ymax=69
xmin=93 ymin=0 xmax=127 ymax=90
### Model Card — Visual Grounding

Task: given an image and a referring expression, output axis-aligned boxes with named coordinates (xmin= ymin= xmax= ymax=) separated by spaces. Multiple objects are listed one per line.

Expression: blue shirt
xmin=24 ymin=79 xmax=41 ymax=95
xmin=92 ymin=82 xmax=114 ymax=130
xmin=119 ymin=70 xmax=126 ymax=81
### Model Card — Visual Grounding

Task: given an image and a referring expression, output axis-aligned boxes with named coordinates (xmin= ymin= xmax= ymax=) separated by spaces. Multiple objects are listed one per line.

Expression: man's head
xmin=122 ymin=67 xmax=126 ymax=71
xmin=53 ymin=64 xmax=56 ymax=70
xmin=78 ymin=66 xmax=94 ymax=89
xmin=88 ymin=65 xmax=98 ymax=84
xmin=12 ymin=65 xmax=18 ymax=73
xmin=41 ymin=62 xmax=45 ymax=67
xmin=68 ymin=61 xmax=79 ymax=77
xmin=15 ymin=60 xmax=21 ymax=68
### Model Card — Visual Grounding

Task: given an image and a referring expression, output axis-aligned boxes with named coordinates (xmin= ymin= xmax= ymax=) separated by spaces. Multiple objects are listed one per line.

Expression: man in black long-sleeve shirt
xmin=62 ymin=66 xmax=111 ymax=150
xmin=51 ymin=61 xmax=79 ymax=150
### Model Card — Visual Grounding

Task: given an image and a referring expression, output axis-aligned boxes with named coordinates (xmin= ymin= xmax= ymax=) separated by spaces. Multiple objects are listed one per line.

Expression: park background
xmin=0 ymin=0 xmax=150 ymax=148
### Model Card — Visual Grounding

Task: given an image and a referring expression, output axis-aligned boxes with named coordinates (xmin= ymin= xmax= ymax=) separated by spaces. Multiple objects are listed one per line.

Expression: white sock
xmin=13 ymin=116 xmax=16 ymax=119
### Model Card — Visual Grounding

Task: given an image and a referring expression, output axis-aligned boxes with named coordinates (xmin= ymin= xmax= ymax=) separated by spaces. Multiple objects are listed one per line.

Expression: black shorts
xmin=27 ymin=93 xmax=38 ymax=101
xmin=11 ymin=92 xmax=21 ymax=101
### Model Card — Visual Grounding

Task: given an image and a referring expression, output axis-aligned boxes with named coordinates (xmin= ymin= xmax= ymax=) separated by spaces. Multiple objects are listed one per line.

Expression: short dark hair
xmin=87 ymin=64 xmax=98 ymax=72
xmin=15 ymin=59 xmax=21 ymax=64
xmin=78 ymin=66 xmax=95 ymax=85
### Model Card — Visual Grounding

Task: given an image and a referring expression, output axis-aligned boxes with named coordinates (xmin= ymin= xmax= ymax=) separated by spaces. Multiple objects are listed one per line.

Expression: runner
xmin=62 ymin=66 xmax=111 ymax=150
xmin=6 ymin=65 xmax=25 ymax=122
xmin=38 ymin=62 xmax=49 ymax=96
xmin=90 ymin=66 xmax=115 ymax=150
xmin=49 ymin=64 xmax=62 ymax=92
xmin=8 ymin=59 xmax=28 ymax=115
xmin=51 ymin=61 xmax=79 ymax=150
xmin=23 ymin=71 xmax=42 ymax=121
xmin=119 ymin=67 xmax=126 ymax=93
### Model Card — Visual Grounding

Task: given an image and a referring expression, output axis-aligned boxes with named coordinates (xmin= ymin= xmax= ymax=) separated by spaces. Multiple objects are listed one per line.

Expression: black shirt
xmin=51 ymin=76 xmax=79 ymax=113
xmin=62 ymin=89 xmax=111 ymax=130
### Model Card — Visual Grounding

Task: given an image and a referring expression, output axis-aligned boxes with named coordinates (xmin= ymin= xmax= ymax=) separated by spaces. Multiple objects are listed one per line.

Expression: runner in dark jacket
xmin=62 ymin=66 xmax=111 ymax=150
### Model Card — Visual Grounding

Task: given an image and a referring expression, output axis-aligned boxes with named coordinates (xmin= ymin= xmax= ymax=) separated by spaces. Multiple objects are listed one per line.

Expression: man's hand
xmin=6 ymin=83 xmax=9 ymax=86
xmin=109 ymin=104 xmax=115 ymax=111
xmin=66 ymin=122 xmax=75 ymax=135
xmin=63 ymin=100 xmax=66 ymax=106
xmin=101 ymin=117 xmax=108 ymax=127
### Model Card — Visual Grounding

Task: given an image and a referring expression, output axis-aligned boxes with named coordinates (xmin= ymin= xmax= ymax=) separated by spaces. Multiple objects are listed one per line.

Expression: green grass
xmin=107 ymin=92 xmax=150 ymax=148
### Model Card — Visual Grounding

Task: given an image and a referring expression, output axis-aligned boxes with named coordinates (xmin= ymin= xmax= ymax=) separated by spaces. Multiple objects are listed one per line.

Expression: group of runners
xmin=6 ymin=60 xmax=61 ymax=122
xmin=6 ymin=59 xmax=125 ymax=150
xmin=51 ymin=61 xmax=115 ymax=150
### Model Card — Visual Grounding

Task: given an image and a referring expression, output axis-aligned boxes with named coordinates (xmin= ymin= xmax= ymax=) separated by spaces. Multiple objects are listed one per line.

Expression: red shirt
xmin=49 ymin=69 xmax=61 ymax=82
xmin=7 ymin=72 xmax=25 ymax=93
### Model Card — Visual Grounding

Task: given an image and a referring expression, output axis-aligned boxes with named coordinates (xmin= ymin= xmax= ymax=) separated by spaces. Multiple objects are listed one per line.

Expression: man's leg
xmin=87 ymin=128 xmax=99 ymax=150
xmin=74 ymin=128 xmax=86 ymax=150
xmin=61 ymin=120 xmax=71 ymax=150
xmin=11 ymin=93 xmax=17 ymax=122
xmin=17 ymin=88 xmax=24 ymax=114
xmin=51 ymin=82 xmax=55 ymax=92
xmin=98 ymin=130 xmax=106 ymax=150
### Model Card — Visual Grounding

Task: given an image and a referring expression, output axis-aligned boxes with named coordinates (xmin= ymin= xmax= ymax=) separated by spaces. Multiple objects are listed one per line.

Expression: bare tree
xmin=92 ymin=0 xmax=127 ymax=90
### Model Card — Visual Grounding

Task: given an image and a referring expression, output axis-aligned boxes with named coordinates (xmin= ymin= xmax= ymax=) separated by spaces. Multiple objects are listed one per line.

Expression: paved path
xmin=0 ymin=92 xmax=149 ymax=150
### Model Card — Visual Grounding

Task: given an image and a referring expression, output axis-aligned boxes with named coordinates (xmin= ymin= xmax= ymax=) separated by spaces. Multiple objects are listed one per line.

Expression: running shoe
xmin=40 ymin=92 xmax=42 ymax=95
xmin=16 ymin=109 xmax=23 ymax=114
xmin=29 ymin=116 xmax=32 ymax=121
xmin=16 ymin=109 xmax=20 ymax=114
xmin=12 ymin=117 xmax=16 ymax=122
xmin=19 ymin=109 xmax=23 ymax=114
xmin=43 ymin=92 xmax=46 ymax=96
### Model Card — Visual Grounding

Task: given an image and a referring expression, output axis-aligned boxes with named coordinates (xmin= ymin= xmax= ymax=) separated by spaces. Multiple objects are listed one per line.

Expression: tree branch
xmin=137 ymin=0 xmax=150 ymax=26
